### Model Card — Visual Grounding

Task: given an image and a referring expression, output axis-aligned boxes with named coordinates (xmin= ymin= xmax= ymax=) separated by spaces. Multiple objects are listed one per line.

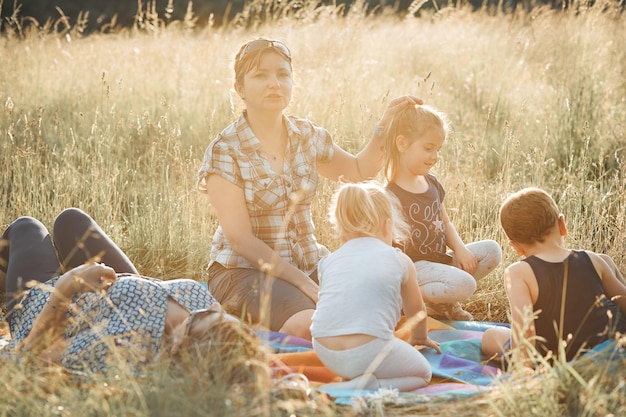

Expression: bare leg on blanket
xmin=320 ymin=373 xmax=432 ymax=392
xmin=319 ymin=373 xmax=380 ymax=391
xmin=481 ymin=326 xmax=511 ymax=359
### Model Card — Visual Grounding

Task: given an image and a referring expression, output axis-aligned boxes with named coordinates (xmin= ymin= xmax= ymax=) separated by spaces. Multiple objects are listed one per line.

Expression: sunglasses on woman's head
xmin=238 ymin=39 xmax=291 ymax=63
xmin=183 ymin=308 xmax=221 ymax=339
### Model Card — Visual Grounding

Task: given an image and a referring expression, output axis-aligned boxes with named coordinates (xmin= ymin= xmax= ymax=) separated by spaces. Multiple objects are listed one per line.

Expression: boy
xmin=482 ymin=187 xmax=626 ymax=366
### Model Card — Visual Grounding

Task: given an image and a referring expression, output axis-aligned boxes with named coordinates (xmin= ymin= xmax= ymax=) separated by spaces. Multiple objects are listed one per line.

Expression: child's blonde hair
xmin=500 ymin=187 xmax=560 ymax=244
xmin=328 ymin=181 xmax=409 ymax=243
xmin=382 ymin=104 xmax=450 ymax=182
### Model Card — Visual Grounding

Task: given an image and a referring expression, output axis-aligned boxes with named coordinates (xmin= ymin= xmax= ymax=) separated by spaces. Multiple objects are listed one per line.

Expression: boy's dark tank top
xmin=527 ymin=250 xmax=625 ymax=362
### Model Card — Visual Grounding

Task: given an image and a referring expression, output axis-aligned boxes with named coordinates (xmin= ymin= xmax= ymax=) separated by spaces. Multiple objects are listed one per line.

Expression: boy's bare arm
xmin=504 ymin=263 xmax=537 ymax=366
xmin=588 ymin=251 xmax=626 ymax=315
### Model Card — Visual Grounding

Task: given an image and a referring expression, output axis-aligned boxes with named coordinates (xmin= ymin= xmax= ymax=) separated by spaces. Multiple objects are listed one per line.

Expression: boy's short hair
xmin=499 ymin=187 xmax=560 ymax=244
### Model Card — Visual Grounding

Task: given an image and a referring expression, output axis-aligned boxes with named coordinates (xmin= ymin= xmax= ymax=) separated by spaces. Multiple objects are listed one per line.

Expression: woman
xmin=0 ymin=208 xmax=266 ymax=383
xmin=197 ymin=38 xmax=421 ymax=339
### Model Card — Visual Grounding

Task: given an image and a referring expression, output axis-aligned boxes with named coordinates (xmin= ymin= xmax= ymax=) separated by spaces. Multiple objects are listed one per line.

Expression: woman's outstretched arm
xmin=317 ymin=95 xmax=423 ymax=182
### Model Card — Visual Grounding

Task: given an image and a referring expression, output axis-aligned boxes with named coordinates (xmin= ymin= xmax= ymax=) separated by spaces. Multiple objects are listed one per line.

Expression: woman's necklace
xmin=262 ymin=131 xmax=287 ymax=162
xmin=264 ymin=147 xmax=284 ymax=173
xmin=265 ymin=151 xmax=279 ymax=161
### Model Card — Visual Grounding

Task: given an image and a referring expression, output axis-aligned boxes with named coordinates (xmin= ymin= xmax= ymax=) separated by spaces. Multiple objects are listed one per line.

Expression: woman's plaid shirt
xmin=198 ymin=112 xmax=334 ymax=275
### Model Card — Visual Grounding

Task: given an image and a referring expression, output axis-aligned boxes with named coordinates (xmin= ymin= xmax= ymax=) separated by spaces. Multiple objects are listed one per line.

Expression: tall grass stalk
xmin=1 ymin=0 xmax=625 ymax=415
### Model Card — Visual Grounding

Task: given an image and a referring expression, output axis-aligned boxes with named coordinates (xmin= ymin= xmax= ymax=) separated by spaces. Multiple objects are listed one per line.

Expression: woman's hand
xmin=58 ymin=263 xmax=117 ymax=296
xmin=409 ymin=336 xmax=441 ymax=354
xmin=377 ymin=95 xmax=424 ymax=132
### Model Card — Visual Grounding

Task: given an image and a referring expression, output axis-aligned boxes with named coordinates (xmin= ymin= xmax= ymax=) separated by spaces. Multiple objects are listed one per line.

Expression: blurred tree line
xmin=0 ymin=0 xmax=244 ymax=30
xmin=0 ymin=0 xmax=514 ymax=31
xmin=0 ymin=0 xmax=605 ymax=33
xmin=3 ymin=0 xmax=363 ymax=31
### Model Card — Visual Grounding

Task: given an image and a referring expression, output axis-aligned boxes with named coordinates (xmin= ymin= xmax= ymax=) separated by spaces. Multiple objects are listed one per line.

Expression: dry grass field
xmin=0 ymin=0 xmax=625 ymax=415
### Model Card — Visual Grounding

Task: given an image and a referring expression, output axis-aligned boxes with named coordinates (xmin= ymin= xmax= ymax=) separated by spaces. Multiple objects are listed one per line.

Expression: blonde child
xmin=481 ymin=187 xmax=626 ymax=365
xmin=381 ymin=104 xmax=502 ymax=321
xmin=310 ymin=181 xmax=440 ymax=392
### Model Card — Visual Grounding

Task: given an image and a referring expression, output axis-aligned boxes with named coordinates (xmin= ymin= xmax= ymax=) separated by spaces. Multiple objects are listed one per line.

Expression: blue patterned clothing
xmin=5 ymin=274 xmax=215 ymax=373
xmin=197 ymin=112 xmax=334 ymax=275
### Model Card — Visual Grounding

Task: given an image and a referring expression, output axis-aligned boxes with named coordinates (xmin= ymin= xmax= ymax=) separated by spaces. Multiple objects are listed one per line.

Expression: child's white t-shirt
xmin=310 ymin=237 xmax=408 ymax=340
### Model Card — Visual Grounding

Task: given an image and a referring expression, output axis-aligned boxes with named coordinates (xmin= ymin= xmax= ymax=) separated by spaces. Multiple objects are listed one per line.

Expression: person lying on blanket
xmin=310 ymin=181 xmax=441 ymax=392
xmin=0 ymin=208 xmax=267 ymax=384
xmin=482 ymin=187 xmax=626 ymax=367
